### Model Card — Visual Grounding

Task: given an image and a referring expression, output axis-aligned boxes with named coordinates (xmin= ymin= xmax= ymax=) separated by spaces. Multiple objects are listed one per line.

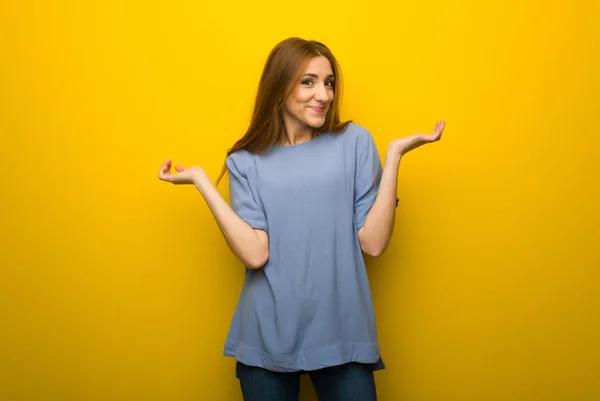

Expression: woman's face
xmin=282 ymin=56 xmax=335 ymax=133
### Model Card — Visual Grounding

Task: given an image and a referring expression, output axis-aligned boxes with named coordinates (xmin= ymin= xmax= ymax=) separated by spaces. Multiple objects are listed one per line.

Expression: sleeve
xmin=226 ymin=154 xmax=268 ymax=232
xmin=354 ymin=128 xmax=383 ymax=231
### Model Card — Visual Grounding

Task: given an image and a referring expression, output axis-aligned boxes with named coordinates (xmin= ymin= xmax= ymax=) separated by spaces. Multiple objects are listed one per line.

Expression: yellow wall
xmin=1 ymin=0 xmax=599 ymax=400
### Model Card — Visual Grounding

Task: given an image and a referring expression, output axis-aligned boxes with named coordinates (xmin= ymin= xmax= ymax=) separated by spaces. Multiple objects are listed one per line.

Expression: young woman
xmin=159 ymin=37 xmax=444 ymax=401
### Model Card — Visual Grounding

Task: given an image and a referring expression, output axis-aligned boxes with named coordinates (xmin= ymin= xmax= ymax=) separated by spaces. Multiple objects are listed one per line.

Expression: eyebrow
xmin=302 ymin=73 xmax=335 ymax=79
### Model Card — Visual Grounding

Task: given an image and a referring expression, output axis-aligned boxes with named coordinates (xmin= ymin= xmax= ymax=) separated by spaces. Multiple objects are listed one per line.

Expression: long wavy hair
xmin=216 ymin=37 xmax=351 ymax=185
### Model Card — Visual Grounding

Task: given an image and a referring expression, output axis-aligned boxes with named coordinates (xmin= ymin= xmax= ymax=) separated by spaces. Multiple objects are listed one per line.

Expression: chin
xmin=307 ymin=118 xmax=327 ymax=129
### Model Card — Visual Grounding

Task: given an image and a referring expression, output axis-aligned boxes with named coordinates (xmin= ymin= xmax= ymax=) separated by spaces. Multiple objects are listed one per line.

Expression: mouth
xmin=309 ymin=106 xmax=326 ymax=113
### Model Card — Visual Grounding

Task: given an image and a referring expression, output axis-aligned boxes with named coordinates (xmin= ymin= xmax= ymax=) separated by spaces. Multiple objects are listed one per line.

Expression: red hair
xmin=216 ymin=37 xmax=351 ymax=185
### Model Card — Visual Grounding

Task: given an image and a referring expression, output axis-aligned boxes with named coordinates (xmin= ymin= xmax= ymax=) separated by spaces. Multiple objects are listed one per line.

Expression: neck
xmin=279 ymin=120 xmax=315 ymax=146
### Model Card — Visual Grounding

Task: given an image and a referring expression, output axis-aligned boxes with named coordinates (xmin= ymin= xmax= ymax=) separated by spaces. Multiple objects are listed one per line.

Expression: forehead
xmin=301 ymin=55 xmax=334 ymax=76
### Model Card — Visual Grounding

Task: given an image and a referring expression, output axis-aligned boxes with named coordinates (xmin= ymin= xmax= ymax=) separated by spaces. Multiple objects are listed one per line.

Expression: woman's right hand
xmin=158 ymin=160 xmax=207 ymax=185
xmin=158 ymin=159 xmax=268 ymax=268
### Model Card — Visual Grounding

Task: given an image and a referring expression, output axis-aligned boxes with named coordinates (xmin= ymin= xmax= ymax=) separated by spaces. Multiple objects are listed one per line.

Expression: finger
xmin=159 ymin=160 xmax=173 ymax=178
xmin=433 ymin=121 xmax=444 ymax=138
xmin=175 ymin=165 xmax=186 ymax=172
xmin=159 ymin=162 xmax=170 ymax=175
xmin=161 ymin=159 xmax=172 ymax=170
xmin=158 ymin=169 xmax=172 ymax=181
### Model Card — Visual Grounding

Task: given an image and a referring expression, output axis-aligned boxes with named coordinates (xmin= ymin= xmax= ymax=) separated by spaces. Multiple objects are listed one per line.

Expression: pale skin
xmin=358 ymin=120 xmax=445 ymax=256
xmin=158 ymin=56 xmax=445 ymax=267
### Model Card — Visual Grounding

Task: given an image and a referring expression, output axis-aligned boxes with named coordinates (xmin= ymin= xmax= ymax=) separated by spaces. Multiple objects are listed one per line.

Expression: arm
xmin=193 ymin=172 xmax=269 ymax=269
xmin=357 ymin=121 xmax=446 ymax=257
xmin=158 ymin=160 xmax=269 ymax=269
xmin=357 ymin=149 xmax=401 ymax=257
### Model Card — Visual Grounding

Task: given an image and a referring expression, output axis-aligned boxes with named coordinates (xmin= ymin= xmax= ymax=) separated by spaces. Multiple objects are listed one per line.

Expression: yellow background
xmin=1 ymin=0 xmax=599 ymax=400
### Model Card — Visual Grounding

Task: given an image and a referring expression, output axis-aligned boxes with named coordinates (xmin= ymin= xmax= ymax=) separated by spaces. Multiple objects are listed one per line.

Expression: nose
xmin=314 ymin=84 xmax=329 ymax=103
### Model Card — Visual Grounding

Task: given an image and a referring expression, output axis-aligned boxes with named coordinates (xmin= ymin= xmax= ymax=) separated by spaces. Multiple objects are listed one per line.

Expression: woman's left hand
xmin=389 ymin=120 xmax=445 ymax=157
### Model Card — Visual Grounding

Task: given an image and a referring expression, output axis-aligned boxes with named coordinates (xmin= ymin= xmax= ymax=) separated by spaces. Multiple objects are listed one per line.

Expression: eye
xmin=301 ymin=79 xmax=314 ymax=85
xmin=325 ymin=80 xmax=335 ymax=88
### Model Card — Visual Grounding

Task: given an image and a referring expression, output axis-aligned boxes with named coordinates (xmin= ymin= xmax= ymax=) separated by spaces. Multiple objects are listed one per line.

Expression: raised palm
xmin=390 ymin=121 xmax=445 ymax=156
xmin=158 ymin=160 xmax=206 ymax=185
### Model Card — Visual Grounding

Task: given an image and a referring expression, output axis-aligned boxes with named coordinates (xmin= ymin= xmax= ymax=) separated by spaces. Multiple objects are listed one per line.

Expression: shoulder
xmin=340 ymin=122 xmax=374 ymax=143
xmin=337 ymin=122 xmax=376 ymax=150
xmin=226 ymin=149 xmax=255 ymax=176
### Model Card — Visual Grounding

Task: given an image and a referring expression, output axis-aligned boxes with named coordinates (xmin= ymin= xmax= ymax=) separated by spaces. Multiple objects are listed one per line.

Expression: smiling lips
xmin=310 ymin=106 xmax=326 ymax=113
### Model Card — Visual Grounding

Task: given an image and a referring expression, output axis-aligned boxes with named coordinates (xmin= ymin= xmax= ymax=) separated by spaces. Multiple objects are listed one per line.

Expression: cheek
xmin=292 ymin=87 xmax=313 ymax=103
xmin=285 ymin=94 xmax=303 ymax=111
xmin=298 ymin=93 xmax=313 ymax=106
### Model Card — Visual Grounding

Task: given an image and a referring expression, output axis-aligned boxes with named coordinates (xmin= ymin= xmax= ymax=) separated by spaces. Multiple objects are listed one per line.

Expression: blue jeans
xmin=236 ymin=362 xmax=378 ymax=401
